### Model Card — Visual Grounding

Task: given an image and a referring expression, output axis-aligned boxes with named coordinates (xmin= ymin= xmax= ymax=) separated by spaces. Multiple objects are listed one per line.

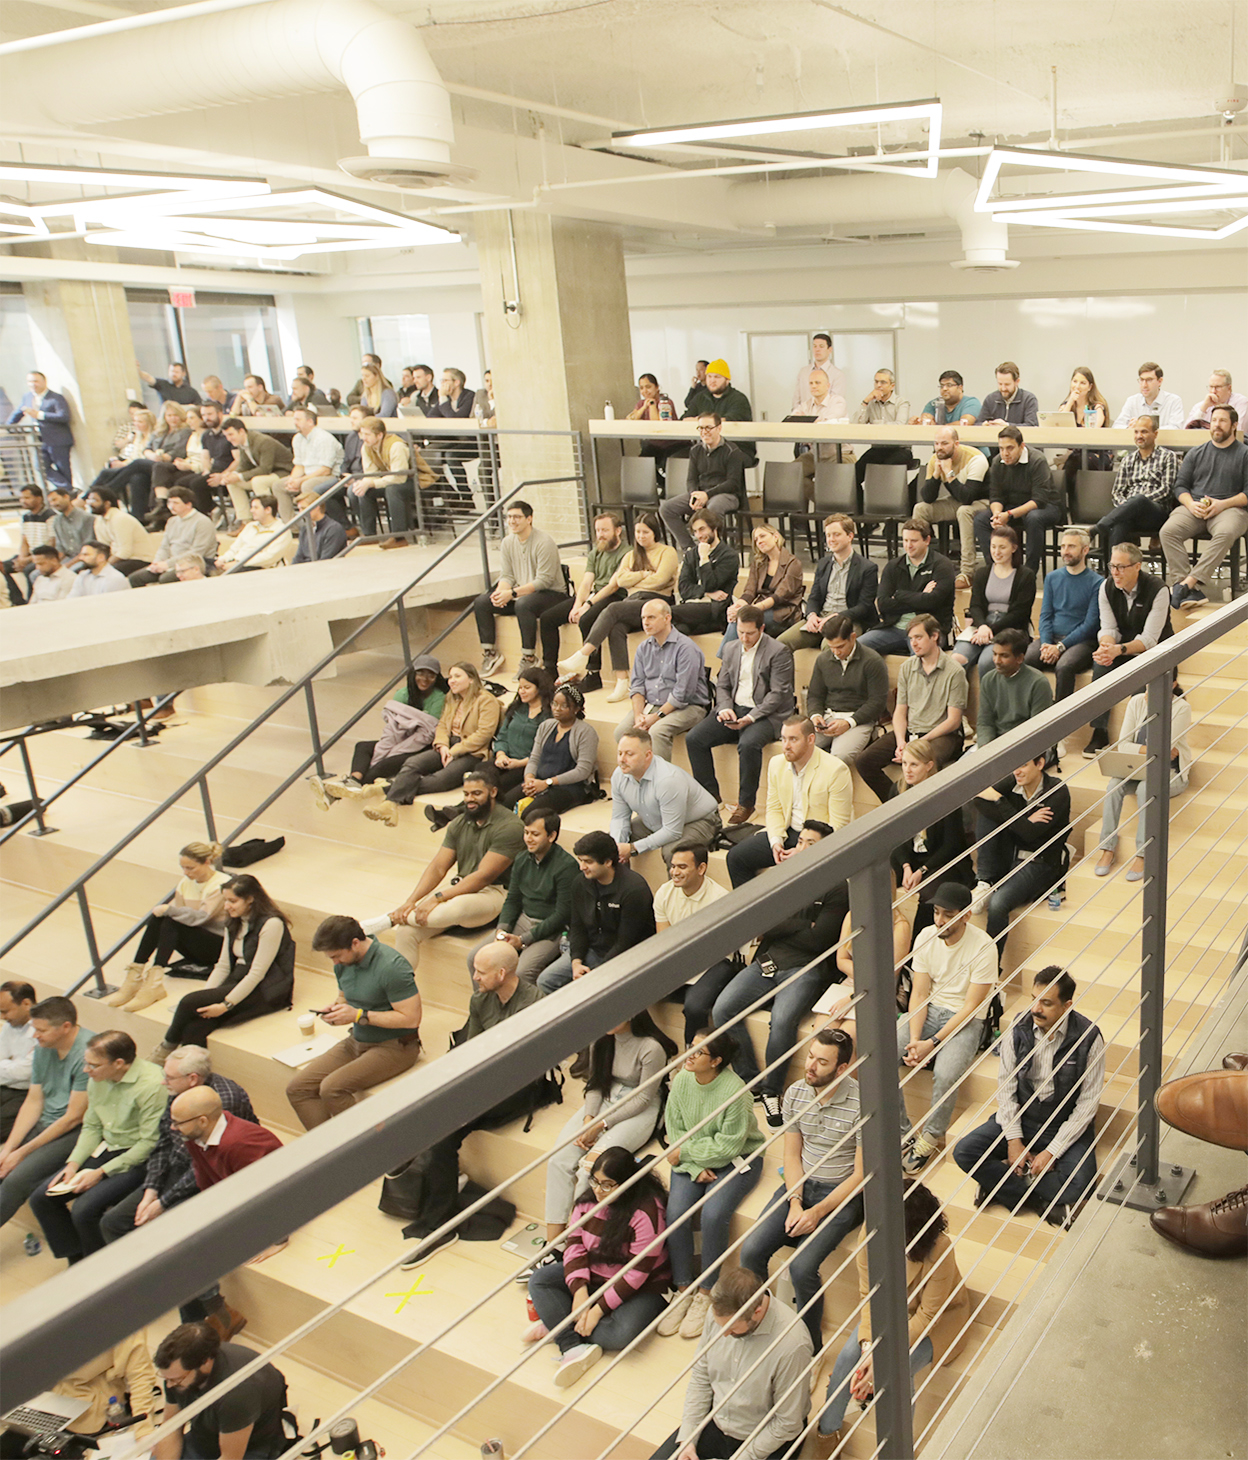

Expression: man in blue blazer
xmin=8 ymin=371 xmax=74 ymax=486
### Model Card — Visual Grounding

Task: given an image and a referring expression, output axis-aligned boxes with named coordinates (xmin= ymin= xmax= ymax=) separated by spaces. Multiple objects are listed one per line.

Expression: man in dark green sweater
xmin=465 ymin=805 xmax=578 ymax=984
xmin=976 ymin=628 xmax=1053 ymax=748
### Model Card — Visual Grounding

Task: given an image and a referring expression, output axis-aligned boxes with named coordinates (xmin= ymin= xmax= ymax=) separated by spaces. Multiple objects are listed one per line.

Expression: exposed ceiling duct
xmin=726 ymin=165 xmax=1017 ymax=271
xmin=0 ymin=0 xmax=460 ymax=189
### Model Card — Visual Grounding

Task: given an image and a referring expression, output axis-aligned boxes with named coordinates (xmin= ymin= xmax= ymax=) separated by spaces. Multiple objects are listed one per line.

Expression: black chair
xmin=664 ymin=455 xmax=690 ymax=501
xmin=759 ymin=459 xmax=809 ymax=557
xmin=601 ymin=455 xmax=660 ymax=533
xmin=860 ymin=462 xmax=913 ymax=558
xmin=1071 ymin=469 xmax=1116 ymax=569
xmin=806 ymin=461 xmax=859 ymax=559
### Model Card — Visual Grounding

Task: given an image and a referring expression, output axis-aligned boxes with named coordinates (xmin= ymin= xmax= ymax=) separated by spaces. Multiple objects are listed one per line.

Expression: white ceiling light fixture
xmin=6 ymin=161 xmax=272 ymax=209
xmin=611 ymin=99 xmax=944 ymax=176
xmin=0 ymin=201 xmax=50 ymax=243
xmin=975 ymin=146 xmax=1248 ymax=238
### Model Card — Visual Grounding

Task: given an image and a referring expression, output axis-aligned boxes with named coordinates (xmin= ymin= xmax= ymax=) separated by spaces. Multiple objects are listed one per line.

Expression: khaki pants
xmin=1161 ymin=503 xmax=1248 ymax=590
xmin=394 ymin=879 xmax=507 ymax=969
xmin=286 ymin=1032 xmax=421 ymax=1128
xmin=227 ymin=472 xmax=280 ymax=522
xmin=913 ymin=496 xmax=987 ymax=576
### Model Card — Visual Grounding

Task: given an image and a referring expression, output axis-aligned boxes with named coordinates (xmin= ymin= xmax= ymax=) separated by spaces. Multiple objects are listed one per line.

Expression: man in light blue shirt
xmin=68 ymin=542 xmax=130 ymax=596
xmin=610 ymin=729 xmax=721 ymax=867
xmin=615 ymin=599 xmax=710 ymax=760
xmin=1112 ymin=362 xmax=1185 ymax=429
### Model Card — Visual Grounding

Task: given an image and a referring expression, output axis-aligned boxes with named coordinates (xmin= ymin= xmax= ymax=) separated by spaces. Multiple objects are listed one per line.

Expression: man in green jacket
xmin=976 ymin=628 xmax=1054 ymax=748
xmin=29 ymin=1030 xmax=166 ymax=1262
xmin=466 ymin=805 xmax=578 ymax=983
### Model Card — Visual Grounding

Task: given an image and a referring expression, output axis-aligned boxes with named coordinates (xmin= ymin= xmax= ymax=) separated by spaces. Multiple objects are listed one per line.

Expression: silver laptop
xmin=1100 ymin=749 xmax=1147 ymax=779
xmin=2 ymin=1392 xmax=90 ymax=1439
xmin=1038 ymin=410 xmax=1076 ymax=426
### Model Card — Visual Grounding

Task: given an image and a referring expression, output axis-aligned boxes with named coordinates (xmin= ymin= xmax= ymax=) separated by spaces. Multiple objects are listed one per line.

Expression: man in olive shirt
xmin=538 ymin=511 xmax=629 ymax=685
xmin=466 ymin=805 xmax=578 ymax=984
xmin=286 ymin=915 xmax=423 ymax=1129
xmin=401 ymin=943 xmax=544 ymax=1264
xmin=30 ymin=1030 xmax=166 ymax=1261
xmin=366 ymin=766 xmax=525 ymax=971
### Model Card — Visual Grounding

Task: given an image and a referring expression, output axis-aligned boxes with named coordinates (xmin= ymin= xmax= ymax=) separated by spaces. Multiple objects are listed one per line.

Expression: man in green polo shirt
xmin=287 ymin=915 xmax=424 ymax=1129
xmin=29 ymin=1029 xmax=166 ymax=1262
xmin=0 ymin=995 xmax=93 ymax=1229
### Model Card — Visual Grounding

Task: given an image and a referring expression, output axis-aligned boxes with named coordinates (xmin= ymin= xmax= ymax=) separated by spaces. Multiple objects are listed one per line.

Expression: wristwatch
xmin=931 ymin=1033 xmax=943 ymax=1048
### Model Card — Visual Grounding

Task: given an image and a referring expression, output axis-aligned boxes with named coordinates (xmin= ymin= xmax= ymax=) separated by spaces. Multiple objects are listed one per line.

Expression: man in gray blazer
xmin=686 ymin=605 xmax=796 ymax=825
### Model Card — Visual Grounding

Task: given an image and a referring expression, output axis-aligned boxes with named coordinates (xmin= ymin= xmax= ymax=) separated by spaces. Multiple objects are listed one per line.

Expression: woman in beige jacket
xmin=815 ymin=1181 xmax=969 ymax=1453
xmin=722 ymin=522 xmax=805 ymax=645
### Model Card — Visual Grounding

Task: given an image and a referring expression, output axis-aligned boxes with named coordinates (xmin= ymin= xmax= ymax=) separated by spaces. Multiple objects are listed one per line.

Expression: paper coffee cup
xmin=298 ymin=1014 xmax=317 ymax=1039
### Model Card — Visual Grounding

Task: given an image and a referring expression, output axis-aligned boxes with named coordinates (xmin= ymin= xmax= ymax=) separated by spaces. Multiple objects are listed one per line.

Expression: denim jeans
xmin=819 ymin=1332 xmax=933 ymax=1434
xmin=954 ymin=1114 xmax=1098 ymax=1217
xmin=1099 ymin=768 xmax=1188 ymax=853
xmin=976 ymin=818 xmax=1064 ymax=966
xmin=666 ymin=1156 xmax=764 ymax=1291
xmin=740 ymin=1180 xmax=865 ymax=1348
xmin=681 ymin=959 xmax=749 ymax=1044
xmin=528 ymin=1257 xmax=667 ymax=1353
xmin=538 ymin=946 xmax=603 ymax=994
xmin=712 ymin=961 xmax=838 ymax=1097
xmin=950 ymin=639 xmax=996 ymax=682
xmin=29 ymin=1151 xmax=147 ymax=1260
xmin=896 ymin=1005 xmax=982 ymax=1144
xmin=857 ymin=625 xmax=912 ymax=657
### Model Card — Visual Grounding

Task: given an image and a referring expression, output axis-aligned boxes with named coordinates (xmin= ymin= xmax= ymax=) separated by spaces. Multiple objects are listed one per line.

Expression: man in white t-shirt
xmin=655 ymin=841 xmax=734 ymax=1044
xmin=898 ymin=881 xmax=996 ymax=1174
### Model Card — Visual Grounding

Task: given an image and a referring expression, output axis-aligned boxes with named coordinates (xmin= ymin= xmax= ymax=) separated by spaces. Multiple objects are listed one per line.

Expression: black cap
xmin=931 ymin=881 xmax=972 ymax=912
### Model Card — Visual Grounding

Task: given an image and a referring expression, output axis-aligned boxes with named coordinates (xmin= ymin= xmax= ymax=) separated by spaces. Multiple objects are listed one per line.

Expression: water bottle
xmin=105 ymin=1396 xmax=125 ymax=1429
xmin=603 ymin=400 xmax=615 ymax=421
xmin=1084 ymin=407 xmax=1097 ymax=429
xmin=23 ymin=1231 xmax=41 ymax=1256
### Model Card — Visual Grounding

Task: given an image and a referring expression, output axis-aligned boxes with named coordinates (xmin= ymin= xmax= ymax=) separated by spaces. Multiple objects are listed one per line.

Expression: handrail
xmin=2 ymin=590 xmax=1244 ymax=1405
xmin=0 ymin=476 xmax=564 ymax=967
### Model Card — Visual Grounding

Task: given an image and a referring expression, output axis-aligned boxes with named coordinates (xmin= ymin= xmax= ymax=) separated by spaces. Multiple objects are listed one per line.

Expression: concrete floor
xmin=926 ymin=951 xmax=1247 ymax=1460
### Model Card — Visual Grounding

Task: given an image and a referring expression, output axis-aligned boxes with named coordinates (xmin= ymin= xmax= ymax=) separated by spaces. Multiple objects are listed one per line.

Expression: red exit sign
xmin=168 ymin=287 xmax=196 ymax=309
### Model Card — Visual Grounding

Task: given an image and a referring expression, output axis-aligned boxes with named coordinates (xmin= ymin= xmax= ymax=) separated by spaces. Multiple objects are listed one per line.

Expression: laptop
xmin=1100 ymin=749 xmax=1147 ymax=779
xmin=1038 ymin=411 xmax=1076 ymax=426
xmin=2 ymin=1392 xmax=90 ymax=1440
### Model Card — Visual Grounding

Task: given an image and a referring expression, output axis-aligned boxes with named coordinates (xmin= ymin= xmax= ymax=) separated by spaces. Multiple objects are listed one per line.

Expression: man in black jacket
xmin=686 ymin=605 xmax=796 ymax=824
xmin=1084 ymin=541 xmax=1174 ymax=755
xmin=806 ymin=615 xmax=890 ymax=764
xmin=973 ymin=755 xmax=1071 ymax=972
xmin=660 ymin=414 xmax=748 ymax=551
xmin=974 ymin=426 xmax=1062 ymax=572
xmin=859 ymin=518 xmax=957 ymax=656
xmin=670 ymin=509 xmax=741 ymax=636
xmin=536 ymin=831 xmax=655 ymax=993
xmin=706 ymin=820 xmax=849 ymax=1125
xmin=777 ymin=514 xmax=878 ymax=652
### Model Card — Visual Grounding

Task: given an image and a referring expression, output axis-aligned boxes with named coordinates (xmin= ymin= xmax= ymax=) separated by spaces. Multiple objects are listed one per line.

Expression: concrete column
xmin=475 ymin=211 xmax=635 ymax=543
xmin=14 ymin=240 xmax=138 ymax=485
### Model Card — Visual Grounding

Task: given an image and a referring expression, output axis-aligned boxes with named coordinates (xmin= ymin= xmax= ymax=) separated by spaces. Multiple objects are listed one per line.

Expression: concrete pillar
xmin=14 ymin=240 xmax=138 ymax=485
xmin=475 ymin=211 xmax=635 ymax=543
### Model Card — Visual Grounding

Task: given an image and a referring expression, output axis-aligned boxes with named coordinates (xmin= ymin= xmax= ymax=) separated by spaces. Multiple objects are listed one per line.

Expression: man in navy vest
xmin=954 ymin=967 xmax=1105 ymax=1228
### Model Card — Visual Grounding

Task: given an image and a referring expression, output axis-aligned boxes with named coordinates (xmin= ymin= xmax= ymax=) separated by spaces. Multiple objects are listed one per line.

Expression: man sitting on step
xmin=362 ymin=765 xmax=524 ymax=972
xmin=804 ymin=614 xmax=890 ymax=766
xmin=954 ymin=966 xmax=1105 ymax=1228
xmin=538 ymin=831 xmax=656 ymax=994
xmin=101 ymin=1044 xmax=256 ymax=1339
xmin=609 ymin=729 xmax=722 ymax=870
xmin=287 ymin=915 xmax=423 ymax=1129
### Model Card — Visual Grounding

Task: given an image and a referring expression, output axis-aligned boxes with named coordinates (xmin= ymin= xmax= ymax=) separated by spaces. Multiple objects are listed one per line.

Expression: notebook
xmin=1038 ymin=411 xmax=1076 ymax=426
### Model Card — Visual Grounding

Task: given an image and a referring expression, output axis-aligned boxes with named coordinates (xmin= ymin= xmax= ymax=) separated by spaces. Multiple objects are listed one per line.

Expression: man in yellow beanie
xmin=681 ymin=358 xmax=756 ymax=466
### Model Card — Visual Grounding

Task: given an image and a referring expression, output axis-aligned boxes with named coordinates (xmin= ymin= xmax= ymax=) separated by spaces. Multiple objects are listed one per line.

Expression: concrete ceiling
xmin=1 ymin=0 xmax=1246 ymax=276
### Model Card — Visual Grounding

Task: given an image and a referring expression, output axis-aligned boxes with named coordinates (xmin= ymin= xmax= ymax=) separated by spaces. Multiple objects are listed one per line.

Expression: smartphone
xmin=308 ymin=1007 xmax=330 ymax=1015
xmin=760 ymin=957 xmax=779 ymax=980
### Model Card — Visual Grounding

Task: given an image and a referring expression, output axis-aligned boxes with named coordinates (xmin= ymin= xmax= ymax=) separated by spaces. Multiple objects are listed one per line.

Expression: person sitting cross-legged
xmin=657 ymin=1029 xmax=765 ymax=1342
xmin=739 ymin=1028 xmax=865 ymax=1350
xmin=709 ymin=821 xmax=849 ymax=1127
xmin=685 ymin=605 xmax=795 ymax=827
xmin=1162 ymin=403 xmax=1248 ymax=610
xmin=954 ymin=967 xmax=1105 ymax=1229
xmin=895 ymin=882 xmax=997 ymax=1175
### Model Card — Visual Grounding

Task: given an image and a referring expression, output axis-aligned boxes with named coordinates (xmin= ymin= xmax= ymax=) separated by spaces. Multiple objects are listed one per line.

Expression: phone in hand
xmin=760 ymin=957 xmax=779 ymax=980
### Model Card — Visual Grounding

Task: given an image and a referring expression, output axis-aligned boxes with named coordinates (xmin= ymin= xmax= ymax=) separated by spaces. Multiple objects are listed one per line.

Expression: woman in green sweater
xmin=658 ymin=1028 xmax=765 ymax=1341
xmin=426 ymin=666 xmax=553 ymax=827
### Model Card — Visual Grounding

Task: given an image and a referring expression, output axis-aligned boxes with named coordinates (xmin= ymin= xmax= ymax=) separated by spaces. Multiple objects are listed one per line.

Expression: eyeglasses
xmin=1108 ymin=562 xmax=1135 ymax=572
xmin=589 ymin=1176 xmax=618 ymax=1193
xmin=169 ymin=1116 xmax=201 ymax=1128
xmin=696 ymin=425 xmax=717 ymax=434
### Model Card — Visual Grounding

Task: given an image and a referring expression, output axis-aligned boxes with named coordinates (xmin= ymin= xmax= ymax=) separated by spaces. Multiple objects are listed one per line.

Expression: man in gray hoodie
xmin=473 ymin=500 xmax=564 ymax=677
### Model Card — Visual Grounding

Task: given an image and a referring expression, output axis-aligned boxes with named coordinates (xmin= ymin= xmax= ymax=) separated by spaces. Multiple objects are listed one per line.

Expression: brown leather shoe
xmin=203 ymin=1302 xmax=248 ymax=1341
xmin=1150 ymin=1185 xmax=1248 ymax=1258
xmin=380 ymin=536 xmax=408 ymax=551
xmin=727 ymin=803 xmax=755 ymax=826
xmin=1155 ymin=1069 xmax=1248 ymax=1150
xmin=1223 ymin=1053 xmax=1248 ymax=1072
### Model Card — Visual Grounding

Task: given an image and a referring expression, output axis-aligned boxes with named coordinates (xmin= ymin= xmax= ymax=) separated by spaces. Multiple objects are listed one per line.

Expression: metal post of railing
xmin=847 ymin=857 xmax=914 ymax=1460
xmin=17 ymin=737 xmax=56 ymax=836
xmin=478 ymin=521 xmax=492 ymax=591
xmin=304 ymin=683 xmax=326 ymax=778
xmin=198 ymin=776 xmax=218 ymax=845
xmin=74 ymin=886 xmax=109 ymax=996
xmin=131 ymin=699 xmax=151 ymax=748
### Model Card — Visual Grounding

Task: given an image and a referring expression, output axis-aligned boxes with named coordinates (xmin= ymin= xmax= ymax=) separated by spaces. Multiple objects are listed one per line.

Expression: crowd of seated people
xmin=2 ymin=341 xmax=1241 ymax=1456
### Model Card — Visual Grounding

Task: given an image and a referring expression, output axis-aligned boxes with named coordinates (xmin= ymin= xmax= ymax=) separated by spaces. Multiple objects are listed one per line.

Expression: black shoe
xmin=513 ymin=1249 xmax=559 ymax=1284
xmin=760 ymin=1093 xmax=783 ymax=1128
xmin=423 ymin=804 xmax=454 ymax=831
xmin=581 ymin=672 xmax=603 ymax=693
xmin=400 ymin=1229 xmax=459 ymax=1269
xmin=1044 ymin=1203 xmax=1075 ymax=1230
xmin=1083 ymin=728 xmax=1110 ymax=758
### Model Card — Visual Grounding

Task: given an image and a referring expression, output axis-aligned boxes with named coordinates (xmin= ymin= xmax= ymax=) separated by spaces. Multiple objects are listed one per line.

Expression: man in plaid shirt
xmin=99 ymin=1045 xmax=256 ymax=1338
xmin=1094 ymin=415 xmax=1179 ymax=557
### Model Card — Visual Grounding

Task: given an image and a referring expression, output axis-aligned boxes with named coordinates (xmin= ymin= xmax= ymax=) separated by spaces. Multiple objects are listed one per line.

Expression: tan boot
xmin=364 ymin=799 xmax=399 ymax=828
xmin=105 ymin=963 xmax=148 ymax=1007
xmin=124 ymin=965 xmax=168 ymax=1012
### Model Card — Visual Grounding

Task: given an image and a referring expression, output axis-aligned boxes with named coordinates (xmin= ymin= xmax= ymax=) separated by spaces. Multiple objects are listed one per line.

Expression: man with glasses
xmin=659 ymin=413 xmax=747 ymax=553
xmin=1084 ymin=542 xmax=1173 ymax=757
xmin=154 ymin=1322 xmax=288 ymax=1460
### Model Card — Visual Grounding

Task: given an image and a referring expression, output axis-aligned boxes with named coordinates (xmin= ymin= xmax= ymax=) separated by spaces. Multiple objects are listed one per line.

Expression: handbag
xmin=378 ymin=1149 xmax=434 ymax=1221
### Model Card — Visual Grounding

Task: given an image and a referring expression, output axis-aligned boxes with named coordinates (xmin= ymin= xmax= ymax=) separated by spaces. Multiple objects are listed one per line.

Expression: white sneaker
xmin=1055 ymin=740 xmax=1067 ymax=761
xmin=606 ymin=679 xmax=631 ymax=703
xmin=679 ymin=1288 xmax=713 ymax=1340
xmin=971 ymin=881 xmax=991 ymax=914
xmin=553 ymin=1342 xmax=602 ymax=1388
xmin=360 ymin=914 xmax=393 ymax=935
xmin=481 ymin=647 xmax=505 ymax=678
xmin=557 ymin=648 xmax=590 ymax=678
xmin=656 ymin=1287 xmax=696 ymax=1337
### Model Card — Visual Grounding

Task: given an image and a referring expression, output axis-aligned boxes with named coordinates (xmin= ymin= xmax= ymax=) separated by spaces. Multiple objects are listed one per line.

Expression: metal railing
xmin=3 ymin=590 xmax=1244 ymax=1460
xmin=0 ymin=472 xmax=587 ymax=992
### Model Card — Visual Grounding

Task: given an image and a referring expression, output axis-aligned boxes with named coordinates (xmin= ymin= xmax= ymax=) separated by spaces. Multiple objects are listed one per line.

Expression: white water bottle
xmin=603 ymin=400 xmax=615 ymax=420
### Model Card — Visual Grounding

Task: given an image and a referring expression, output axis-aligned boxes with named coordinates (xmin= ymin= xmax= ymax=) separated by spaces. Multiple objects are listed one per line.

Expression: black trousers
xmin=538 ymin=590 xmax=624 ymax=670
xmin=164 ymin=984 xmax=287 ymax=1048
xmin=474 ymin=588 xmax=567 ymax=654
xmin=419 ymin=1084 xmax=539 ymax=1233
xmin=651 ymin=1420 xmax=797 ymax=1459
xmin=134 ymin=915 xmax=222 ymax=971
xmin=349 ymin=743 xmax=414 ymax=784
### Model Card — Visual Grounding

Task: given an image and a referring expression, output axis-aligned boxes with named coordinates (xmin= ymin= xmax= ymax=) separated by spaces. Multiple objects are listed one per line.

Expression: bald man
xmin=397 ymin=941 xmax=545 ymax=1267
xmin=173 ymin=1087 xmax=282 ymax=1193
